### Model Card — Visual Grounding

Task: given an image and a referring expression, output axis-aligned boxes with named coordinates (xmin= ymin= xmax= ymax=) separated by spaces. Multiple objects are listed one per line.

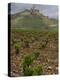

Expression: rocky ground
xmin=10 ymin=30 xmax=58 ymax=77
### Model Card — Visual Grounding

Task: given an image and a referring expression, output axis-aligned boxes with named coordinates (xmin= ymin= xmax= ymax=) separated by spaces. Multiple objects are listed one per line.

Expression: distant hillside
xmin=11 ymin=9 xmax=58 ymax=30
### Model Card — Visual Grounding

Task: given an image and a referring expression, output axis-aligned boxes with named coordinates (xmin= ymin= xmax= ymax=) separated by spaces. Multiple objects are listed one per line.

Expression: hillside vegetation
xmin=11 ymin=10 xmax=58 ymax=29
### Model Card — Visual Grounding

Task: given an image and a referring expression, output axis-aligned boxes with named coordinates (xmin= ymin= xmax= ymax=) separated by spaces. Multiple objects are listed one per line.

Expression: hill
xmin=10 ymin=9 xmax=58 ymax=30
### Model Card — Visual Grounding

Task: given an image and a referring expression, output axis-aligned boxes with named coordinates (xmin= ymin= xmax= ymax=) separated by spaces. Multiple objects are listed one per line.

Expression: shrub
xmin=22 ymin=53 xmax=43 ymax=76
xmin=23 ymin=66 xmax=33 ymax=76
xmin=15 ymin=43 xmax=20 ymax=54
xmin=23 ymin=54 xmax=34 ymax=76
xmin=33 ymin=65 xmax=43 ymax=75
xmin=23 ymin=55 xmax=33 ymax=67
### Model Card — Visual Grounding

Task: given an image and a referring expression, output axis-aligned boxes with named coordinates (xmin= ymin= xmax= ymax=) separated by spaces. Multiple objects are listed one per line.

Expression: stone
xmin=47 ymin=66 xmax=52 ymax=70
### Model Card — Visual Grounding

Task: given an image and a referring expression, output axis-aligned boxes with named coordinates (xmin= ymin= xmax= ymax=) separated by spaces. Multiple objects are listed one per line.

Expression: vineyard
xmin=10 ymin=29 xmax=58 ymax=76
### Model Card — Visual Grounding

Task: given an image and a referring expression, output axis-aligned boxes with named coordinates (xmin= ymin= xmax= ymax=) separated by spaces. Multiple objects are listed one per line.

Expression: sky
xmin=10 ymin=3 xmax=58 ymax=19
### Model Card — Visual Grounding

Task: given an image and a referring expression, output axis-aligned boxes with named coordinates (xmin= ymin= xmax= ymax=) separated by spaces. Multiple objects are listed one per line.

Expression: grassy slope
xmin=11 ymin=12 xmax=58 ymax=29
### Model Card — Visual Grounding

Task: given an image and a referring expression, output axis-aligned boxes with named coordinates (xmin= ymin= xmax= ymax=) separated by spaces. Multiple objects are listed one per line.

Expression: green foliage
xmin=22 ymin=53 xmax=43 ymax=76
xmin=33 ymin=65 xmax=43 ymax=75
xmin=23 ymin=55 xmax=33 ymax=67
xmin=23 ymin=66 xmax=33 ymax=76
xmin=23 ymin=54 xmax=33 ymax=76
xmin=15 ymin=43 xmax=20 ymax=54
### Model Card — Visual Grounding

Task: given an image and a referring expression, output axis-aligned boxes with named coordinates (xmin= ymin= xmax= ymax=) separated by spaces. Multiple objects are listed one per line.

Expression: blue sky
xmin=11 ymin=3 xmax=58 ymax=19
